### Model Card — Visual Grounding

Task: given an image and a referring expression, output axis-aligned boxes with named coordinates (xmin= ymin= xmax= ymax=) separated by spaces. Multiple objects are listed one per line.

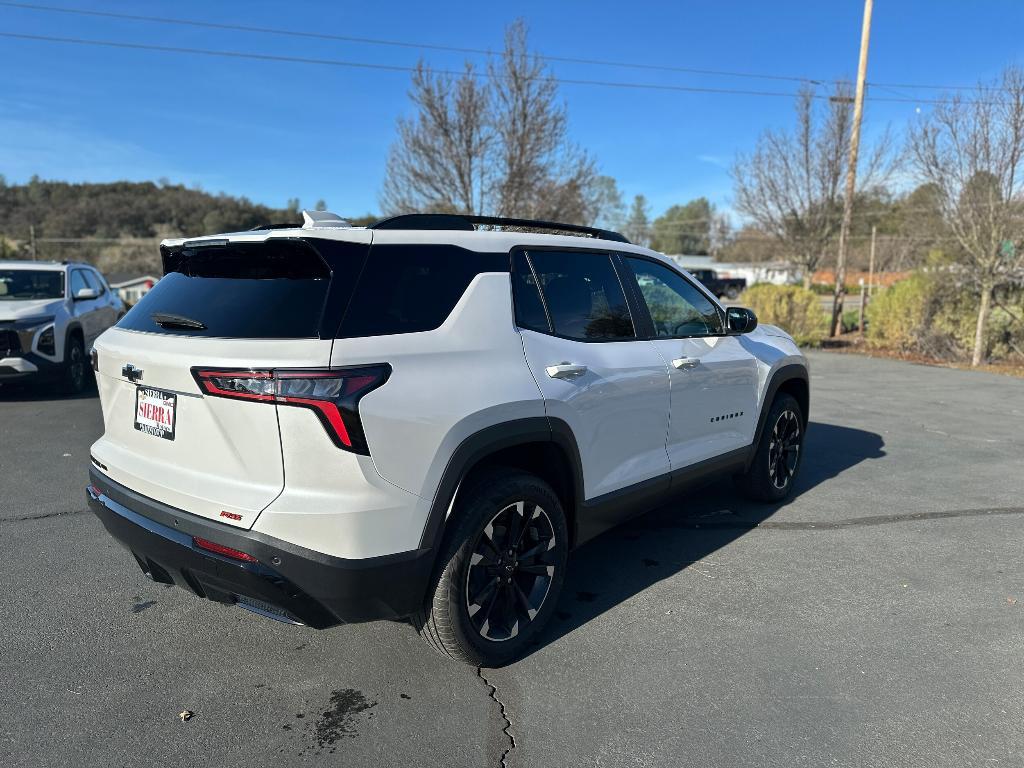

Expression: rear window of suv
xmin=118 ymin=240 xmax=333 ymax=338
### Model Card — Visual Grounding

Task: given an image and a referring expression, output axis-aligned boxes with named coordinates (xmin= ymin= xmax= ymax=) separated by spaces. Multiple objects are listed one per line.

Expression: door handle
xmin=545 ymin=363 xmax=588 ymax=379
xmin=672 ymin=357 xmax=700 ymax=370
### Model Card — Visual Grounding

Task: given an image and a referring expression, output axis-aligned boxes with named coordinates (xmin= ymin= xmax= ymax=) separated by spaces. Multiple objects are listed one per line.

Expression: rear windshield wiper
xmin=151 ymin=312 xmax=207 ymax=330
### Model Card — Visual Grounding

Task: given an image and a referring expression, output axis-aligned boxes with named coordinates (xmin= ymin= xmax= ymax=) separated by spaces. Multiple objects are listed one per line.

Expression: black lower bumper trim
xmin=87 ymin=468 xmax=433 ymax=627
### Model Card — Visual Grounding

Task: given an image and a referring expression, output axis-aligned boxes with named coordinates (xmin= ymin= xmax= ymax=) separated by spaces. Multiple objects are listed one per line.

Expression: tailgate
xmin=91 ymin=328 xmax=331 ymax=529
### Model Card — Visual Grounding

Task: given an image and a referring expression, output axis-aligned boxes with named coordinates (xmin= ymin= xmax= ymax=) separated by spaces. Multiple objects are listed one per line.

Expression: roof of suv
xmin=160 ymin=210 xmax=666 ymax=260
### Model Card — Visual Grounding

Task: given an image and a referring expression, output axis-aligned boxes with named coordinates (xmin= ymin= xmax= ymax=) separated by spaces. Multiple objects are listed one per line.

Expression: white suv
xmin=86 ymin=211 xmax=808 ymax=666
xmin=0 ymin=260 xmax=124 ymax=393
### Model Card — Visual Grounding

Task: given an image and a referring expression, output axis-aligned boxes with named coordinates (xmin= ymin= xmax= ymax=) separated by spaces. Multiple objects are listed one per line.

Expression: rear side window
xmin=338 ymin=245 xmax=507 ymax=338
xmin=118 ymin=240 xmax=332 ymax=338
xmin=517 ymin=250 xmax=634 ymax=341
xmin=625 ymin=256 xmax=723 ymax=337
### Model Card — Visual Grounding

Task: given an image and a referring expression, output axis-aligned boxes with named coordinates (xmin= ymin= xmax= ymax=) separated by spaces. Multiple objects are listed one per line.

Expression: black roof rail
xmin=370 ymin=213 xmax=630 ymax=244
xmin=249 ymin=221 xmax=302 ymax=231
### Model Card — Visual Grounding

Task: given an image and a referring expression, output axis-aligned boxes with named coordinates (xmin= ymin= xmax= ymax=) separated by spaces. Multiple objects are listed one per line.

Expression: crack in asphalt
xmin=3 ymin=508 xmax=90 ymax=523
xmin=477 ymin=666 xmax=515 ymax=768
xmin=684 ymin=506 xmax=1024 ymax=531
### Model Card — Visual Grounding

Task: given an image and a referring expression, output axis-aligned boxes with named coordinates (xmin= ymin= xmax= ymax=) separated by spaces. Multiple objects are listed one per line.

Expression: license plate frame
xmin=134 ymin=386 xmax=177 ymax=441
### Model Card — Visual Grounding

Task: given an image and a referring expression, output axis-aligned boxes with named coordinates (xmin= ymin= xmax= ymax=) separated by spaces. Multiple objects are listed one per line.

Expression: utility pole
xmin=830 ymin=0 xmax=874 ymax=337
xmin=29 ymin=225 xmax=37 ymax=260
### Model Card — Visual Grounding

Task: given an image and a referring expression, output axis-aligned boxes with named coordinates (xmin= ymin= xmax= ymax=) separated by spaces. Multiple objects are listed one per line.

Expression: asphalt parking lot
xmin=2 ymin=350 xmax=1023 ymax=768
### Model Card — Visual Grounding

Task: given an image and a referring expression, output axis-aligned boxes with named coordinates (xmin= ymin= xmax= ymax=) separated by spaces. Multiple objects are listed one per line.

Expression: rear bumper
xmin=87 ymin=468 xmax=433 ymax=627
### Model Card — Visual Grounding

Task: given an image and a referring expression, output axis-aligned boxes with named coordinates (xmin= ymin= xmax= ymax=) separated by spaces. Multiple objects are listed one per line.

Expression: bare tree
xmin=381 ymin=63 xmax=493 ymax=215
xmin=908 ymin=66 xmax=1024 ymax=366
xmin=732 ymin=84 xmax=892 ymax=288
xmin=381 ymin=21 xmax=596 ymax=222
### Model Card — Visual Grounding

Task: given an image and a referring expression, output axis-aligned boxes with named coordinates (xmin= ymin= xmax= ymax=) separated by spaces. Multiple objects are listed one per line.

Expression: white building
xmin=108 ymin=274 xmax=159 ymax=304
xmin=663 ymin=255 xmax=801 ymax=286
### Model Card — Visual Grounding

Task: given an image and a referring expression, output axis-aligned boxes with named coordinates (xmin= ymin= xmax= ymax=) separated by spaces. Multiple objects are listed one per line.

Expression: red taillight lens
xmin=191 ymin=365 xmax=391 ymax=454
xmin=193 ymin=536 xmax=258 ymax=563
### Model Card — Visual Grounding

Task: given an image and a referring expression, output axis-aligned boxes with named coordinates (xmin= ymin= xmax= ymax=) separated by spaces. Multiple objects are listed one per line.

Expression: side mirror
xmin=74 ymin=287 xmax=99 ymax=301
xmin=727 ymin=307 xmax=758 ymax=334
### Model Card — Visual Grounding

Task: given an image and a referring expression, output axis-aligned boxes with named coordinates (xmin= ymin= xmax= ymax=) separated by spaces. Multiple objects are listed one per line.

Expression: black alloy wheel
xmin=768 ymin=408 xmax=801 ymax=490
xmin=464 ymin=500 xmax=557 ymax=642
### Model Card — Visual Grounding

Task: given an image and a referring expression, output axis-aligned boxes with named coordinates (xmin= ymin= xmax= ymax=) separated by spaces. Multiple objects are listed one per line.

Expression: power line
xmin=0 ymin=0 xmax=1013 ymax=96
xmin=0 ymin=0 xmax=832 ymax=86
xmin=0 ymin=32 xmax=820 ymax=99
xmin=0 ymin=31 xmax=1005 ymax=106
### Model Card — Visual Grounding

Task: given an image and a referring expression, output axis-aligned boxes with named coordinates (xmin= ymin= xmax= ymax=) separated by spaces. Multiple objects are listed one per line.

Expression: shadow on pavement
xmin=526 ymin=421 xmax=886 ymax=661
xmin=0 ymin=379 xmax=98 ymax=402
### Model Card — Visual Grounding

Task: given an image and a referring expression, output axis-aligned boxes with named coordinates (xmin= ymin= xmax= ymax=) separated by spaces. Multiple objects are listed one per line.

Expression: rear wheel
xmin=725 ymin=286 xmax=741 ymax=300
xmin=60 ymin=334 xmax=87 ymax=395
xmin=736 ymin=394 xmax=804 ymax=502
xmin=414 ymin=470 xmax=568 ymax=666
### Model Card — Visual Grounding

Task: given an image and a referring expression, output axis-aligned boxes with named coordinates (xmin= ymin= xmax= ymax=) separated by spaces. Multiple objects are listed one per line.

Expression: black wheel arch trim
xmin=418 ymin=416 xmax=585 ymax=556
xmin=748 ymin=363 xmax=810 ymax=469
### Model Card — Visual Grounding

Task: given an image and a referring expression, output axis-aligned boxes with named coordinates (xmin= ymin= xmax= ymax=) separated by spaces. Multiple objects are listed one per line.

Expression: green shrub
xmin=739 ymin=284 xmax=828 ymax=346
xmin=865 ymin=271 xmax=1024 ymax=362
xmin=841 ymin=309 xmax=861 ymax=334
xmin=865 ymin=272 xmax=934 ymax=351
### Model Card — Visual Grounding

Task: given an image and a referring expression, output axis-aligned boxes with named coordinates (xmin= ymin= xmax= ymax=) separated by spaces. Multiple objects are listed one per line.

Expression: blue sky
xmin=1 ymin=1 xmax=1022 ymax=219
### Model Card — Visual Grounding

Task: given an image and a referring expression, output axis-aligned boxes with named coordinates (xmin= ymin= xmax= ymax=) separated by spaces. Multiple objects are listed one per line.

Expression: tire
xmin=413 ymin=469 xmax=569 ymax=666
xmin=60 ymin=333 xmax=87 ymax=395
xmin=725 ymin=286 xmax=740 ymax=300
xmin=736 ymin=394 xmax=804 ymax=502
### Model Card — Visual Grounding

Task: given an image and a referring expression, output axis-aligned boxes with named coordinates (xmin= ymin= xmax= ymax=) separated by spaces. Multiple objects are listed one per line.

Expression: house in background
xmin=107 ymin=273 xmax=159 ymax=305
xmin=662 ymin=254 xmax=801 ymax=286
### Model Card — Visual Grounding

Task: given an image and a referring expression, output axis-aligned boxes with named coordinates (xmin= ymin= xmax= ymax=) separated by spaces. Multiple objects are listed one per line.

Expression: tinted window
xmin=524 ymin=250 xmax=634 ymax=341
xmin=626 ymin=257 xmax=723 ymax=337
xmin=118 ymin=241 xmax=332 ymax=338
xmin=511 ymin=251 xmax=549 ymax=333
xmin=339 ymin=244 xmax=507 ymax=338
xmin=0 ymin=270 xmax=63 ymax=300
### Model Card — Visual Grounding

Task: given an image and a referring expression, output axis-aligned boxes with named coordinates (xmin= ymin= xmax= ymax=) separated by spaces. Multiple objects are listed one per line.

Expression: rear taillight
xmin=191 ymin=365 xmax=390 ymax=454
xmin=193 ymin=536 xmax=258 ymax=563
xmin=89 ymin=346 xmax=99 ymax=372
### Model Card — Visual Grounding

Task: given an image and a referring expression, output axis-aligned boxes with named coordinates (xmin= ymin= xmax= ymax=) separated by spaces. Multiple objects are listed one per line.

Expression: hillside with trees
xmin=0 ymin=177 xmax=374 ymax=274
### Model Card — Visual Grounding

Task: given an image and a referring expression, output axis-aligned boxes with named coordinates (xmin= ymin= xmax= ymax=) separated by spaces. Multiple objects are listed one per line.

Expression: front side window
xmin=625 ymin=257 xmax=723 ymax=337
xmin=85 ymin=269 xmax=106 ymax=295
xmin=518 ymin=250 xmax=634 ymax=341
xmin=69 ymin=270 xmax=90 ymax=297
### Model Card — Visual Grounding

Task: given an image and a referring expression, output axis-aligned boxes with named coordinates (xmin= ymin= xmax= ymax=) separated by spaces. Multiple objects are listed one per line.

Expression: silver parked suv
xmin=0 ymin=260 xmax=123 ymax=393
xmin=87 ymin=211 xmax=808 ymax=666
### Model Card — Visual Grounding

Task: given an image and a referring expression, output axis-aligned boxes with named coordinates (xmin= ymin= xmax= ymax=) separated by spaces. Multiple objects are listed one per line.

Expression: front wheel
xmin=736 ymin=394 xmax=804 ymax=502
xmin=414 ymin=470 xmax=568 ymax=666
xmin=60 ymin=334 xmax=87 ymax=395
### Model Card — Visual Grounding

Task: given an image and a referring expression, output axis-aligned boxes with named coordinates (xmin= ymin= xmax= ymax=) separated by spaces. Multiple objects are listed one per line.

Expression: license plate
xmin=135 ymin=387 xmax=176 ymax=440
